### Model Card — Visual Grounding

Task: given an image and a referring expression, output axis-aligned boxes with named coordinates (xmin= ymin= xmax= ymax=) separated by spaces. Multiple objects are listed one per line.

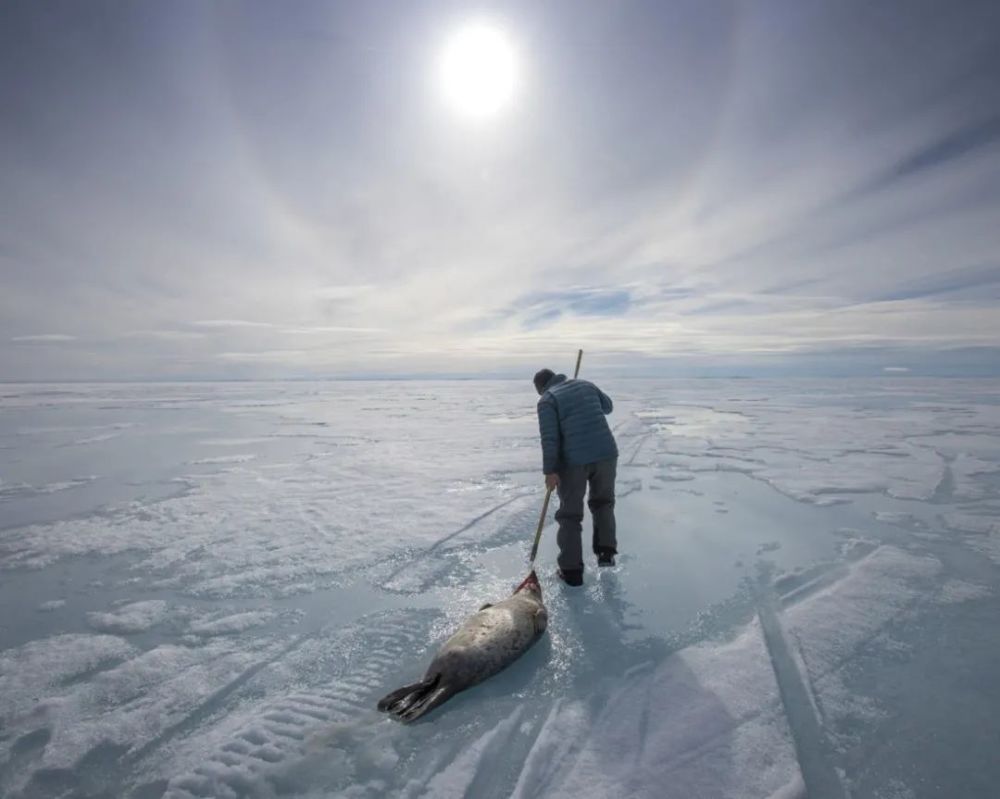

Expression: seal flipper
xmin=533 ymin=606 xmax=548 ymax=634
xmin=377 ymin=677 xmax=435 ymax=713
xmin=395 ymin=683 xmax=454 ymax=723
xmin=377 ymin=674 xmax=455 ymax=722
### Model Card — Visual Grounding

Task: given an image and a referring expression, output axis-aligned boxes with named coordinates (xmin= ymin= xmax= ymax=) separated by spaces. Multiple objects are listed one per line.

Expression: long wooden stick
xmin=528 ymin=349 xmax=583 ymax=565
xmin=527 ymin=489 xmax=552 ymax=564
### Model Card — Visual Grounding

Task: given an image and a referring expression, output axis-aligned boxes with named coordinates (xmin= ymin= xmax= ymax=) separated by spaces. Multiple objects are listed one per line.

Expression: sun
xmin=439 ymin=22 xmax=518 ymax=119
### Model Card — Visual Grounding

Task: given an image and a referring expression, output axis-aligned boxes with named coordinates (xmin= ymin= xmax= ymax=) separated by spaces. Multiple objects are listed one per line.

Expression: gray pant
xmin=555 ymin=457 xmax=617 ymax=571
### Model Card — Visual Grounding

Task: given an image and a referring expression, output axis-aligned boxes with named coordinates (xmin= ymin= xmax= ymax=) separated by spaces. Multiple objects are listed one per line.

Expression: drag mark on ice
xmin=380 ymin=492 xmax=532 ymax=586
xmin=755 ymin=580 xmax=847 ymax=799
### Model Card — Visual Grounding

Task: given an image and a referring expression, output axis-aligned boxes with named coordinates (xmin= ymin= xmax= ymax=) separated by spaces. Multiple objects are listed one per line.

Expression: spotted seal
xmin=377 ymin=570 xmax=548 ymax=722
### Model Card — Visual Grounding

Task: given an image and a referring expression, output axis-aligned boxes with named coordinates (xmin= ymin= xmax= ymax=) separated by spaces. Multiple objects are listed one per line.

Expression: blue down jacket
xmin=536 ymin=374 xmax=618 ymax=474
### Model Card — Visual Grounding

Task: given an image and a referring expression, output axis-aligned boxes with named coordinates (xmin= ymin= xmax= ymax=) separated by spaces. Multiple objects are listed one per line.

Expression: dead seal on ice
xmin=377 ymin=570 xmax=548 ymax=722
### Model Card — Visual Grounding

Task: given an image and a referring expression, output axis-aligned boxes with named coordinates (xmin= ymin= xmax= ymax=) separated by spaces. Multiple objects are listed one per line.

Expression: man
xmin=534 ymin=367 xmax=619 ymax=587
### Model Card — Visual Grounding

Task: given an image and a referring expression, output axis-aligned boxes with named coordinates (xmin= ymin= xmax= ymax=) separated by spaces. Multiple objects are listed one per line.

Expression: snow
xmin=186 ymin=610 xmax=279 ymax=637
xmin=0 ymin=475 xmax=97 ymax=498
xmin=87 ymin=601 xmax=171 ymax=634
xmin=937 ymin=579 xmax=992 ymax=604
xmin=0 ymin=634 xmax=139 ymax=722
xmin=1 ymin=378 xmax=999 ymax=798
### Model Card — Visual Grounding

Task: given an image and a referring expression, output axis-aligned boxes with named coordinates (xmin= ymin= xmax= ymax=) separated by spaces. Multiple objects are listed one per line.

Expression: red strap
xmin=514 ymin=569 xmax=539 ymax=593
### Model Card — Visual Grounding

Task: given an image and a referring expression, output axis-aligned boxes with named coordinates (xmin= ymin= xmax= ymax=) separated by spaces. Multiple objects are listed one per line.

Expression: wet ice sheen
xmin=0 ymin=378 xmax=998 ymax=798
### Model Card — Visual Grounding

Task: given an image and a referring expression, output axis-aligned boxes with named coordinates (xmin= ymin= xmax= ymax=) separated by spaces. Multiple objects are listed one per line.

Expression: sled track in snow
xmin=126 ymin=636 xmax=312 ymax=769
xmin=154 ymin=609 xmax=440 ymax=799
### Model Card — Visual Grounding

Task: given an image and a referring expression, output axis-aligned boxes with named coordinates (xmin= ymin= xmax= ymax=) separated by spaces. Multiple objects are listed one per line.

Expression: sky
xmin=2 ymin=0 xmax=999 ymax=380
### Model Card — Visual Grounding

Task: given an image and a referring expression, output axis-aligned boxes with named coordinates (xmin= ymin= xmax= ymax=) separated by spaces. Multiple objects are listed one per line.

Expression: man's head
xmin=533 ymin=368 xmax=555 ymax=395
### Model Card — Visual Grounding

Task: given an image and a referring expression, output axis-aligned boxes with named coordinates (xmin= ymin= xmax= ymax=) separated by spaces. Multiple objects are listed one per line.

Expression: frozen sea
xmin=1 ymin=378 xmax=999 ymax=799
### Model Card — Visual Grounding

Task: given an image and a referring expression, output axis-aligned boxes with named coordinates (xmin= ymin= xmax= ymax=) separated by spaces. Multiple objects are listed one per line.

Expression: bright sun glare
xmin=439 ymin=22 xmax=517 ymax=119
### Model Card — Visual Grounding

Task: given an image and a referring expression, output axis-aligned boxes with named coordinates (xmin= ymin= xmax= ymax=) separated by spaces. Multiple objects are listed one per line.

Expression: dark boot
xmin=597 ymin=548 xmax=616 ymax=567
xmin=557 ymin=568 xmax=583 ymax=587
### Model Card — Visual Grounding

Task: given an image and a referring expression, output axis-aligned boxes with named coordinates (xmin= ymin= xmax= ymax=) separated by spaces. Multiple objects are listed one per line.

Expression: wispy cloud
xmin=125 ymin=330 xmax=208 ymax=340
xmin=314 ymin=285 xmax=376 ymax=300
xmin=872 ymin=264 xmax=1000 ymax=302
xmin=217 ymin=350 xmax=309 ymax=362
xmin=11 ymin=334 xmax=76 ymax=343
xmin=279 ymin=326 xmax=384 ymax=335
xmin=1 ymin=2 xmax=998 ymax=378
xmin=193 ymin=320 xmax=276 ymax=329
xmin=871 ymin=115 xmax=1000 ymax=191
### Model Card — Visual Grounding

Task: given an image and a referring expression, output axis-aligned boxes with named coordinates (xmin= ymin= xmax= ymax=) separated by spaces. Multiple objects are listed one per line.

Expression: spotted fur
xmin=377 ymin=571 xmax=547 ymax=722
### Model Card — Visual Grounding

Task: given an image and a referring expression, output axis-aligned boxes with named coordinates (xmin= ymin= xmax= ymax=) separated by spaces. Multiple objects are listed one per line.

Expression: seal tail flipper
xmin=376 ymin=675 xmax=454 ymax=722
xmin=396 ymin=684 xmax=453 ymax=723
xmin=377 ymin=677 xmax=435 ymax=713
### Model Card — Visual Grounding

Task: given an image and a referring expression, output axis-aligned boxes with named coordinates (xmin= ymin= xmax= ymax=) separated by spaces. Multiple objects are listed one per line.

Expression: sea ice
xmin=87 ymin=601 xmax=171 ymax=634
xmin=0 ymin=378 xmax=997 ymax=798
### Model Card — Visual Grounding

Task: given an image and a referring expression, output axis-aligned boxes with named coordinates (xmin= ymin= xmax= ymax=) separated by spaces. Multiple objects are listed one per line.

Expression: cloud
xmin=314 ymin=285 xmax=376 ymax=300
xmin=1 ymin=2 xmax=998 ymax=378
xmin=193 ymin=320 xmax=276 ymax=329
xmin=508 ymin=287 xmax=633 ymax=330
xmin=217 ymin=350 xmax=309 ymax=362
xmin=125 ymin=330 xmax=208 ymax=340
xmin=884 ymin=366 xmax=911 ymax=373
xmin=872 ymin=264 xmax=1000 ymax=302
xmin=279 ymin=326 xmax=384 ymax=335
xmin=872 ymin=114 xmax=1000 ymax=190
xmin=11 ymin=334 xmax=76 ymax=343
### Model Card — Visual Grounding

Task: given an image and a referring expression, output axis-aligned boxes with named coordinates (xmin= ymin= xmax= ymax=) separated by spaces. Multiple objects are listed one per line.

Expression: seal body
xmin=377 ymin=571 xmax=547 ymax=722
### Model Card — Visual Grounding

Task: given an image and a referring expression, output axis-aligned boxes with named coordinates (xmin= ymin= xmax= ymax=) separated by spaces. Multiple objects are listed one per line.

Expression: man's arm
xmin=537 ymin=397 xmax=561 ymax=476
xmin=597 ymin=388 xmax=613 ymax=414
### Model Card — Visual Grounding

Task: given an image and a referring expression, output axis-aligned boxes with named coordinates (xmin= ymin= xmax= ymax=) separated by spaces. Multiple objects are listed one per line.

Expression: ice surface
xmin=87 ymin=601 xmax=171 ymax=634
xmin=0 ymin=633 xmax=139 ymax=721
xmin=1 ymin=378 xmax=999 ymax=798
xmin=186 ymin=610 xmax=279 ymax=637
xmin=937 ymin=578 xmax=992 ymax=604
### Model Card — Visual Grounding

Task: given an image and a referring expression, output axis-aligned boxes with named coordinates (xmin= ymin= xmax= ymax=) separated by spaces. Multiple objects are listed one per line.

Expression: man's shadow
xmin=512 ymin=572 xmax=746 ymax=797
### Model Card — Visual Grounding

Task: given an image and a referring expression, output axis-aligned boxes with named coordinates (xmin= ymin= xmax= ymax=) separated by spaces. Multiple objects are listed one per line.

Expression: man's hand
xmin=545 ymin=473 xmax=560 ymax=491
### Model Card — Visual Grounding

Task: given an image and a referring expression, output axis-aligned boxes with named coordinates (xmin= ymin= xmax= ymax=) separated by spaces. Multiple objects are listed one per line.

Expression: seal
xmin=377 ymin=570 xmax=548 ymax=722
